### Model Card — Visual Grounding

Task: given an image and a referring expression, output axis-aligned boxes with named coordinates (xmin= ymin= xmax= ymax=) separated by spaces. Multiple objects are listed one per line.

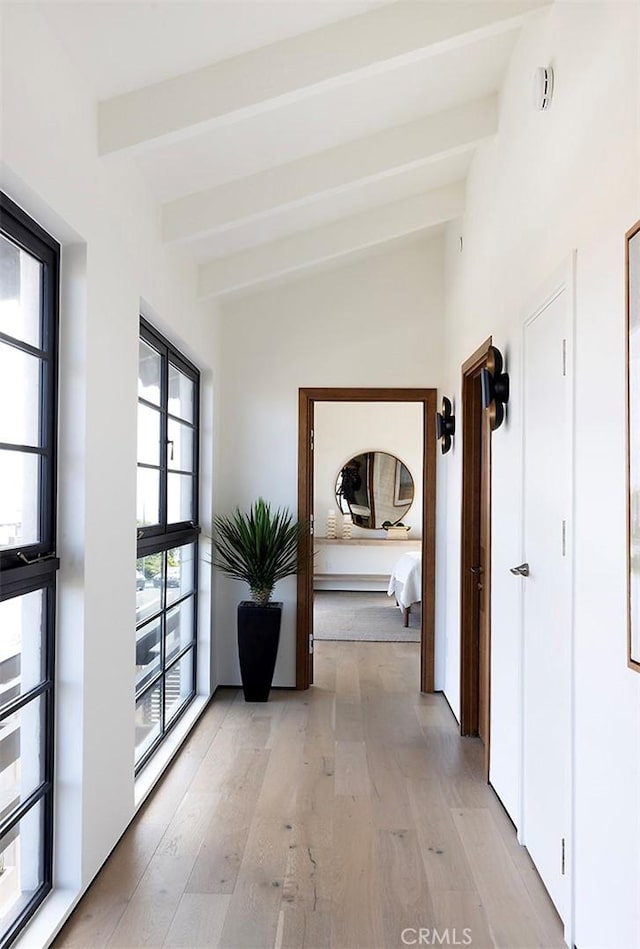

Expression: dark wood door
xmin=297 ymin=392 xmax=315 ymax=688
xmin=460 ymin=341 xmax=492 ymax=776
xmin=477 ymin=385 xmax=491 ymax=745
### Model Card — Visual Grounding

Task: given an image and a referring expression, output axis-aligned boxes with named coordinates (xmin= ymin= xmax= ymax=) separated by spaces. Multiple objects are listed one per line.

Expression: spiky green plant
xmin=213 ymin=498 xmax=306 ymax=606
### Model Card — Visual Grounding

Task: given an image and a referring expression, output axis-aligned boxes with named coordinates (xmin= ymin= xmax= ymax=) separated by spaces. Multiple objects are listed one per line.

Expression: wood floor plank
xmin=303 ymin=689 xmax=335 ymax=759
xmin=452 ymin=807 xmax=557 ymax=949
xmin=53 ymin=894 xmax=129 ymax=949
xmin=217 ymin=733 xmax=310 ymax=947
xmin=366 ymin=739 xmax=415 ymax=830
xmin=430 ymin=890 xmax=495 ymax=949
xmin=294 ymin=753 xmax=335 ymax=851
xmin=415 ymin=700 xmax=459 ymax=732
xmin=362 ymin=691 xmax=425 ymax=749
xmin=277 ymin=841 xmax=334 ymax=949
xmin=106 ymin=855 xmax=196 ymax=948
xmin=217 ymin=815 xmax=292 ymax=949
xmin=376 ymin=827 xmax=435 ymax=949
xmin=407 ymin=775 xmax=478 ymax=894
xmin=155 ymin=791 xmax=220 ymax=859
xmin=187 ymin=721 xmax=249 ymax=794
xmin=136 ymin=754 xmax=202 ymax=827
xmin=269 ymin=693 xmax=310 ymax=746
xmin=334 ymin=700 xmax=363 ymax=741
xmin=235 ymin=712 xmax=274 ymax=749
xmin=255 ymin=735 xmax=306 ymax=819
xmin=187 ymin=693 xmax=267 ymax=792
xmin=312 ymin=652 xmax=336 ymax=693
xmin=331 ymin=796 xmax=384 ymax=949
xmin=186 ymin=748 xmax=270 ymax=893
xmin=334 ymin=650 xmax=361 ymax=703
xmin=334 ymin=740 xmax=371 ymax=797
xmin=381 ymin=661 xmax=409 ymax=693
xmin=162 ymin=893 xmax=231 ymax=948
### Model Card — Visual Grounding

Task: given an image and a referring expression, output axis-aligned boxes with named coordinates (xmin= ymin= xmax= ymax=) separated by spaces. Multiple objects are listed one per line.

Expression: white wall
xmin=215 ymin=235 xmax=445 ymax=686
xmin=314 ymin=401 xmax=423 ymax=541
xmin=439 ymin=4 xmax=640 ymax=947
xmin=1 ymin=1 xmax=219 ymax=931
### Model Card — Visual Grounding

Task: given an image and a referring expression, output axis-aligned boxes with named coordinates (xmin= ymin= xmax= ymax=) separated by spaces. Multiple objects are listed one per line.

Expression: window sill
xmin=12 ymin=888 xmax=77 ymax=949
xmin=134 ymin=694 xmax=210 ymax=809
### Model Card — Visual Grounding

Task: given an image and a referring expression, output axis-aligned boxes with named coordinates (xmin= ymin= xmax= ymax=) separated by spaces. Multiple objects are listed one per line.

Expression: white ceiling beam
xmin=198 ymin=182 xmax=464 ymax=298
xmin=99 ymin=1 xmax=546 ymax=156
xmin=163 ymin=96 xmax=496 ymax=245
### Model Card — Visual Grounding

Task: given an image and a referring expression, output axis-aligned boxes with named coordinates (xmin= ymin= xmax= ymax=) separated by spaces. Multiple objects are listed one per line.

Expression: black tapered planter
xmin=237 ymin=601 xmax=282 ymax=701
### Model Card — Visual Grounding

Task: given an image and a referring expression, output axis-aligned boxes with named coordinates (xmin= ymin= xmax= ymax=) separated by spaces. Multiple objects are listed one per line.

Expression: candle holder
xmin=326 ymin=509 xmax=337 ymax=539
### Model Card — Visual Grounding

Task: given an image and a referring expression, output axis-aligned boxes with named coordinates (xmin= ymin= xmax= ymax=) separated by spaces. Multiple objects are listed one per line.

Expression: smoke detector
xmin=533 ymin=66 xmax=554 ymax=111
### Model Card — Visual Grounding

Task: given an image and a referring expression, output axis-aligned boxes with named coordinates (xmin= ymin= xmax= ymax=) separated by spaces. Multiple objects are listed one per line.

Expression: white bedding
xmin=387 ymin=550 xmax=421 ymax=610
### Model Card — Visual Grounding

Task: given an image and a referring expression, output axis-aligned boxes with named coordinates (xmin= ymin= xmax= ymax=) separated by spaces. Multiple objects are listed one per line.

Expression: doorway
xmin=459 ymin=339 xmax=492 ymax=775
xmin=297 ymin=387 xmax=437 ymax=691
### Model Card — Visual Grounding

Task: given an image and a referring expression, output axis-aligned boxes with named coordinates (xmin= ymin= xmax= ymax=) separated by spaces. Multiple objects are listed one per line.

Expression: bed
xmin=387 ymin=550 xmax=421 ymax=627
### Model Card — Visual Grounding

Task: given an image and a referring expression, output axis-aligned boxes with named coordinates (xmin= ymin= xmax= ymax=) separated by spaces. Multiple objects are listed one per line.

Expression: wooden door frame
xmin=297 ymin=387 xmax=438 ymax=691
xmin=460 ymin=339 xmax=492 ymax=776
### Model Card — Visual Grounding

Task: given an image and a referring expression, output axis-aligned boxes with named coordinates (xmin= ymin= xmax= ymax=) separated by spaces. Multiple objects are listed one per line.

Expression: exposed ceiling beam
xmin=99 ymin=1 xmax=546 ymax=156
xmin=163 ymin=96 xmax=496 ymax=245
xmin=198 ymin=182 xmax=464 ymax=298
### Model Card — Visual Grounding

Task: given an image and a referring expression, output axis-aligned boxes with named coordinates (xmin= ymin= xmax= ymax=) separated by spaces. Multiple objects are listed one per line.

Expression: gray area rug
xmin=313 ymin=590 xmax=421 ymax=642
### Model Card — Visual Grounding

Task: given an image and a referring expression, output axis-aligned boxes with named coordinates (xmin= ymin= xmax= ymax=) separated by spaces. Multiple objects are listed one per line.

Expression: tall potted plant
xmin=213 ymin=498 xmax=306 ymax=701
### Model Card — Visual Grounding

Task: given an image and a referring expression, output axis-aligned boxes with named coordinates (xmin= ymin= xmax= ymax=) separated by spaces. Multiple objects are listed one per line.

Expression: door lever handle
xmin=510 ymin=562 xmax=529 ymax=577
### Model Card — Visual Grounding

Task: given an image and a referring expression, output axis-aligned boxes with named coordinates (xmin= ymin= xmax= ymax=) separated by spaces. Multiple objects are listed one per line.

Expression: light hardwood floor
xmin=54 ymin=642 xmax=565 ymax=949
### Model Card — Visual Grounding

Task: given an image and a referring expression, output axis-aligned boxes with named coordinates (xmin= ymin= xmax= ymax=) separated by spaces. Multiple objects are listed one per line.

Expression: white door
xmin=521 ymin=279 xmax=573 ymax=926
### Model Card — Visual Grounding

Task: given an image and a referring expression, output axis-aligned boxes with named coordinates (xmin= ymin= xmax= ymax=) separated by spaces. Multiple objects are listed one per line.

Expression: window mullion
xmin=41 ymin=255 xmax=59 ymax=559
xmin=39 ymin=304 xmax=50 ymax=553
xmin=160 ymin=611 xmax=166 ymax=734
xmin=160 ymin=349 xmax=169 ymax=532
xmin=193 ymin=372 xmax=200 ymax=527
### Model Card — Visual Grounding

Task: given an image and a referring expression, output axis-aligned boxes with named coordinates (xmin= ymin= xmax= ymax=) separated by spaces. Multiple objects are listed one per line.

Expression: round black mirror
xmin=335 ymin=451 xmax=414 ymax=529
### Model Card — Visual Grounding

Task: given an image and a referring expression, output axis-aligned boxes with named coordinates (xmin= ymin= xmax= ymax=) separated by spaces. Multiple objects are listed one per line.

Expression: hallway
xmin=55 ymin=643 xmax=564 ymax=949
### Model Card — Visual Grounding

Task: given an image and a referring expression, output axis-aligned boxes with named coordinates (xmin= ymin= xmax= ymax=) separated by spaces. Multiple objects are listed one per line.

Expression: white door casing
xmin=519 ymin=256 xmax=575 ymax=945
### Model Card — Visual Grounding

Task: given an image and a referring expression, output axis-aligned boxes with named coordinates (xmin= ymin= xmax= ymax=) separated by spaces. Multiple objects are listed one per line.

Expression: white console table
xmin=313 ymin=537 xmax=421 ymax=591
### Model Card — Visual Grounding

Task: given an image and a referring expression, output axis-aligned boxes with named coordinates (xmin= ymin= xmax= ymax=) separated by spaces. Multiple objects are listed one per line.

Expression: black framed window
xmin=0 ymin=194 xmax=59 ymax=948
xmin=135 ymin=320 xmax=199 ymax=772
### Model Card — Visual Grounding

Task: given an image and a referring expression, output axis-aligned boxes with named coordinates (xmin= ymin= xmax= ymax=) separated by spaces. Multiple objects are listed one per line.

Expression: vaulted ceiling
xmin=39 ymin=1 xmax=548 ymax=299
